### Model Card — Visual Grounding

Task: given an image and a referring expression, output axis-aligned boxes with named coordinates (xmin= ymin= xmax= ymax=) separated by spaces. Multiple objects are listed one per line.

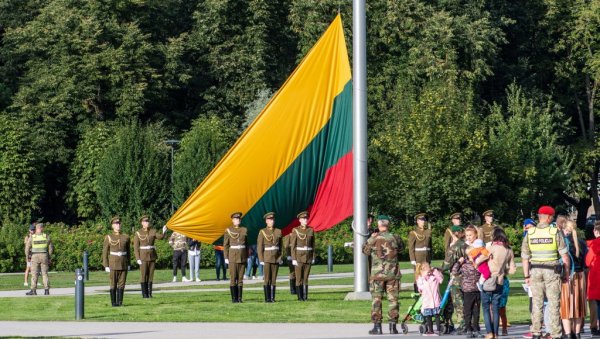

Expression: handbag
xmin=481 ymin=247 xmax=510 ymax=292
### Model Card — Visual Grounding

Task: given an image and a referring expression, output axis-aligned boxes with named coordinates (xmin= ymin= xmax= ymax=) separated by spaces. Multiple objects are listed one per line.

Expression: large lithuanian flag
xmin=166 ymin=15 xmax=352 ymax=244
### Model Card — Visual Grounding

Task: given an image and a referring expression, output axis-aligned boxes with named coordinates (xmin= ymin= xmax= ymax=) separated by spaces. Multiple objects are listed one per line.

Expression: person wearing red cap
xmin=521 ymin=206 xmax=570 ymax=339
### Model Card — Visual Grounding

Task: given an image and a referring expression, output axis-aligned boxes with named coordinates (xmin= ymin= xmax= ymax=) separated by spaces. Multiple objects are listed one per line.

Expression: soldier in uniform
xmin=479 ymin=210 xmax=501 ymax=245
xmin=223 ymin=211 xmax=248 ymax=303
xmin=408 ymin=213 xmax=432 ymax=292
xmin=441 ymin=224 xmax=468 ymax=334
xmin=169 ymin=231 xmax=190 ymax=282
xmin=290 ymin=210 xmax=315 ymax=301
xmin=362 ymin=215 xmax=404 ymax=335
xmin=102 ymin=217 xmax=130 ymax=307
xmin=133 ymin=215 xmax=167 ymax=298
xmin=257 ymin=212 xmax=283 ymax=302
xmin=25 ymin=223 xmax=53 ymax=296
xmin=444 ymin=212 xmax=463 ymax=252
xmin=283 ymin=232 xmax=297 ymax=295
xmin=521 ymin=206 xmax=570 ymax=339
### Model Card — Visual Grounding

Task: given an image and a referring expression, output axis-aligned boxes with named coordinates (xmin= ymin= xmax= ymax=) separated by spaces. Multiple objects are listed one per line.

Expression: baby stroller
xmin=416 ymin=275 xmax=455 ymax=335
xmin=400 ymin=292 xmax=424 ymax=334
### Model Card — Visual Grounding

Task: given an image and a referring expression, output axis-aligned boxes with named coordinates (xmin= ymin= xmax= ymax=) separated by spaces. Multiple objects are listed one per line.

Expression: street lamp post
xmin=165 ymin=139 xmax=180 ymax=214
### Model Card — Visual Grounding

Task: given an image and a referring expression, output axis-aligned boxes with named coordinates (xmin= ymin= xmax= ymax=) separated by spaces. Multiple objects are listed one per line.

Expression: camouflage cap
xmin=450 ymin=212 xmax=462 ymax=220
xmin=231 ymin=212 xmax=243 ymax=219
xmin=450 ymin=225 xmax=464 ymax=232
xmin=414 ymin=213 xmax=427 ymax=221
xmin=139 ymin=215 xmax=150 ymax=223
xmin=264 ymin=212 xmax=275 ymax=219
xmin=111 ymin=216 xmax=121 ymax=224
xmin=482 ymin=210 xmax=494 ymax=217
xmin=377 ymin=215 xmax=390 ymax=222
xmin=297 ymin=211 xmax=309 ymax=219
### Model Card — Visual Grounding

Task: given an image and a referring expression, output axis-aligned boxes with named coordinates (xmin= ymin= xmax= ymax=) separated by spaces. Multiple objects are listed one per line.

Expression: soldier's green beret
xmin=264 ymin=212 xmax=275 ymax=219
xmin=450 ymin=212 xmax=462 ymax=220
xmin=482 ymin=210 xmax=494 ymax=217
xmin=111 ymin=216 xmax=121 ymax=224
xmin=231 ymin=212 xmax=243 ymax=219
xmin=451 ymin=225 xmax=464 ymax=232
xmin=139 ymin=215 xmax=150 ymax=222
xmin=377 ymin=215 xmax=390 ymax=221
xmin=415 ymin=213 xmax=427 ymax=221
xmin=297 ymin=211 xmax=309 ymax=219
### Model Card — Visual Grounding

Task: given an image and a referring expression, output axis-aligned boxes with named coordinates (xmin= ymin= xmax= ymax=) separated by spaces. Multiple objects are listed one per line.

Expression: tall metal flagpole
xmin=345 ymin=0 xmax=370 ymax=300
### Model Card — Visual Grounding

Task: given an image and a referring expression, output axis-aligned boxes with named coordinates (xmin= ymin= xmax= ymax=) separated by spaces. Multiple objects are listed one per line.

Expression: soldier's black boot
xmin=389 ymin=323 xmax=398 ymax=334
xmin=237 ymin=286 xmax=243 ymax=303
xmin=110 ymin=288 xmax=116 ymax=306
xmin=230 ymin=286 xmax=238 ymax=303
xmin=270 ymin=285 xmax=276 ymax=303
xmin=25 ymin=289 xmax=36 ymax=296
xmin=303 ymin=285 xmax=308 ymax=301
xmin=368 ymin=323 xmax=383 ymax=335
xmin=263 ymin=285 xmax=269 ymax=302
xmin=141 ymin=283 xmax=147 ymax=298
xmin=44 ymin=289 xmax=49 ymax=295
xmin=116 ymin=288 xmax=124 ymax=306
xmin=290 ymin=279 xmax=297 ymax=295
xmin=297 ymin=284 xmax=304 ymax=300
xmin=148 ymin=282 xmax=153 ymax=298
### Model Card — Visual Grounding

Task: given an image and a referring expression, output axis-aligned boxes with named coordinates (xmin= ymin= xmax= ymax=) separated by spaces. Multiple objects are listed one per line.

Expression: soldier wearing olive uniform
xmin=290 ymin=211 xmax=315 ymax=301
xmin=283 ymin=233 xmax=297 ymax=295
xmin=223 ymin=212 xmax=248 ymax=303
xmin=102 ymin=217 xmax=130 ymax=307
xmin=25 ymin=223 xmax=53 ymax=296
xmin=408 ymin=213 xmax=432 ymax=291
xmin=444 ymin=212 xmax=463 ymax=253
xmin=257 ymin=212 xmax=283 ymax=302
xmin=133 ymin=215 xmax=167 ymax=298
xmin=479 ymin=210 xmax=501 ymax=245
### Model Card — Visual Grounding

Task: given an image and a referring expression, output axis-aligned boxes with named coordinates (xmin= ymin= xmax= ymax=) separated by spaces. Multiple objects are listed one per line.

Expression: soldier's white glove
xmin=105 ymin=267 xmax=110 ymax=273
xmin=225 ymin=259 xmax=229 ymax=265
xmin=260 ymin=262 xmax=264 ymax=266
xmin=292 ymin=260 xmax=298 ymax=266
xmin=278 ymin=260 xmax=283 ymax=265
xmin=137 ymin=259 xmax=142 ymax=265
xmin=311 ymin=259 xmax=315 ymax=264
xmin=287 ymin=256 xmax=292 ymax=261
xmin=411 ymin=261 xmax=416 ymax=266
xmin=162 ymin=225 xmax=167 ymax=233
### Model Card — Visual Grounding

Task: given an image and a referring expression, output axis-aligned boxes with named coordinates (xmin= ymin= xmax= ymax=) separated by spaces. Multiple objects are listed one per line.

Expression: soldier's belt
xmin=265 ymin=246 xmax=279 ymax=251
xmin=414 ymin=247 xmax=430 ymax=251
xmin=296 ymin=246 xmax=313 ymax=251
xmin=230 ymin=245 xmax=246 ymax=249
xmin=110 ymin=251 xmax=128 ymax=256
xmin=139 ymin=246 xmax=155 ymax=250
xmin=31 ymin=250 xmax=48 ymax=254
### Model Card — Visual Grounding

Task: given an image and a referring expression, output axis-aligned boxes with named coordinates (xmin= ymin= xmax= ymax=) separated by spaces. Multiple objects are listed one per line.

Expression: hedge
xmin=1 ymin=220 xmax=527 ymax=273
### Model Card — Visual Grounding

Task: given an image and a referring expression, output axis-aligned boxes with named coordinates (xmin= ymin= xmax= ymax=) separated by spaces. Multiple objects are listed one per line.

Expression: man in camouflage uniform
xmin=444 ymin=212 xmax=463 ymax=252
xmin=362 ymin=215 xmax=404 ymax=335
xmin=479 ymin=210 xmax=501 ymax=245
xmin=408 ymin=213 xmax=432 ymax=292
xmin=102 ymin=216 xmax=130 ymax=307
xmin=442 ymin=224 xmax=467 ymax=334
xmin=521 ymin=206 xmax=570 ymax=339
xmin=223 ymin=211 xmax=248 ymax=303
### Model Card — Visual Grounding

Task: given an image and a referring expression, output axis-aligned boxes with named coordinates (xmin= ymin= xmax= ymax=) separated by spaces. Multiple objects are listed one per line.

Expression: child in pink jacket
xmin=417 ymin=262 xmax=444 ymax=336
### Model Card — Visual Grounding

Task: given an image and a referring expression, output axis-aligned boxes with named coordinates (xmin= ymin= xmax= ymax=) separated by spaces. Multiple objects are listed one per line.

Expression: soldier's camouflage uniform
xmin=442 ymin=238 xmax=468 ymax=331
xmin=362 ymin=231 xmax=404 ymax=324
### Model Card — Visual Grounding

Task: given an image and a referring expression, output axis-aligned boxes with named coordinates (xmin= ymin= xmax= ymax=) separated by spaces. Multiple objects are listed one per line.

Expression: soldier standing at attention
xmin=290 ymin=211 xmax=315 ymax=301
xmin=169 ymin=231 xmax=190 ymax=282
xmin=444 ymin=213 xmax=463 ymax=252
xmin=362 ymin=215 xmax=404 ymax=335
xmin=479 ymin=210 xmax=500 ymax=245
xmin=224 ymin=212 xmax=248 ymax=303
xmin=521 ymin=206 xmax=570 ymax=339
xmin=133 ymin=215 xmax=167 ymax=298
xmin=102 ymin=217 xmax=130 ymax=307
xmin=283 ymin=232 xmax=297 ymax=295
xmin=25 ymin=223 xmax=53 ymax=296
xmin=257 ymin=212 xmax=283 ymax=302
xmin=441 ymin=224 xmax=468 ymax=334
xmin=408 ymin=213 xmax=432 ymax=292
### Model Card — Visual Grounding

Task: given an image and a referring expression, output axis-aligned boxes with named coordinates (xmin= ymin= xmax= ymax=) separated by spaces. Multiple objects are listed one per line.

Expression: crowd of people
xmin=363 ymin=207 xmax=600 ymax=339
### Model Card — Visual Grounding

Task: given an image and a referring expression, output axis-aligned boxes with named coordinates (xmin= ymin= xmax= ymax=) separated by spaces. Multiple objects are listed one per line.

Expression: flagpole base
xmin=344 ymin=291 xmax=372 ymax=300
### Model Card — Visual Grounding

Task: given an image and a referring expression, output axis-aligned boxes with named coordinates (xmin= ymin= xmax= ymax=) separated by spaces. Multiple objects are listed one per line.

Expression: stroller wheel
xmin=419 ymin=324 xmax=426 ymax=334
xmin=401 ymin=323 xmax=408 ymax=334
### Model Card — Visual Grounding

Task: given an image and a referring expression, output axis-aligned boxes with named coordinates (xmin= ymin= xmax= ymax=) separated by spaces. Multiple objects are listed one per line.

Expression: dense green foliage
xmin=0 ymin=0 xmax=598 ymax=272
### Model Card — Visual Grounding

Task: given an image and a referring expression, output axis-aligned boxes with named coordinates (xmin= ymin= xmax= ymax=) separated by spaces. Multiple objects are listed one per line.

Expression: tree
xmin=173 ymin=116 xmax=235 ymax=208
xmin=96 ymin=120 xmax=170 ymax=227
